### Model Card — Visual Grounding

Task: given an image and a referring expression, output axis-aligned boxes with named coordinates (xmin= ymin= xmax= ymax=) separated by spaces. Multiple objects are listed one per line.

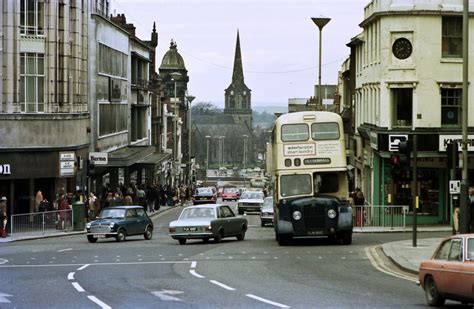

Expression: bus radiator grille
xmin=303 ymin=204 xmax=325 ymax=230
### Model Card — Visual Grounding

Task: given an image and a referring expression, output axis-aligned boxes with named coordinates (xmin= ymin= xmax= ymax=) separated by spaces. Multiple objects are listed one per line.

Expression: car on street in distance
xmin=192 ymin=187 xmax=217 ymax=205
xmin=260 ymin=197 xmax=274 ymax=227
xmin=222 ymin=188 xmax=238 ymax=201
xmin=418 ymin=234 xmax=474 ymax=306
xmin=86 ymin=206 xmax=153 ymax=243
xmin=237 ymin=191 xmax=265 ymax=214
xmin=168 ymin=204 xmax=248 ymax=245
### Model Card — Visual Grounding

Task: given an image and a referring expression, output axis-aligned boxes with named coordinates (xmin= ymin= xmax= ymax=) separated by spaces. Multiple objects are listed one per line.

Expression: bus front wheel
xmin=278 ymin=234 xmax=292 ymax=246
xmin=338 ymin=231 xmax=352 ymax=245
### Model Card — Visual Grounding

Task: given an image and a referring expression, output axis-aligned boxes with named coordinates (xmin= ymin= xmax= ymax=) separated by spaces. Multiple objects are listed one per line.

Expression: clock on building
xmin=392 ymin=38 xmax=412 ymax=60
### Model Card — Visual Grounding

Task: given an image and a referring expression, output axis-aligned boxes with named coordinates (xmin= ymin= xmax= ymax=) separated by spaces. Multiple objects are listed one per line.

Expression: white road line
xmin=72 ymin=282 xmax=85 ymax=292
xmin=0 ymin=258 xmax=8 ymax=265
xmin=67 ymin=272 xmax=75 ymax=280
xmin=77 ymin=264 xmax=90 ymax=271
xmin=246 ymin=294 xmax=290 ymax=308
xmin=189 ymin=269 xmax=205 ymax=279
xmin=87 ymin=295 xmax=111 ymax=309
xmin=209 ymin=280 xmax=235 ymax=291
xmin=190 ymin=261 xmax=197 ymax=269
xmin=57 ymin=248 xmax=73 ymax=252
xmin=0 ymin=261 xmax=191 ymax=268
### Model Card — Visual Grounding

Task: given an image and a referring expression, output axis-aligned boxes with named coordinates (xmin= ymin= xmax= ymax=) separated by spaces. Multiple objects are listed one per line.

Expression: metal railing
xmin=10 ymin=209 xmax=73 ymax=235
xmin=352 ymin=205 xmax=409 ymax=231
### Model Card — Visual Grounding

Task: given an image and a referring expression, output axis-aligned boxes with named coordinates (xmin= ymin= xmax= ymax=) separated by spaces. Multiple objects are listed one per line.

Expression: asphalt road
xmin=0 ymin=199 xmax=453 ymax=309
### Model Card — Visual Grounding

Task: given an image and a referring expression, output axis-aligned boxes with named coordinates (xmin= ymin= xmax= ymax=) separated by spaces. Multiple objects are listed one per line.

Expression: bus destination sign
xmin=304 ymin=158 xmax=331 ymax=165
xmin=284 ymin=144 xmax=316 ymax=156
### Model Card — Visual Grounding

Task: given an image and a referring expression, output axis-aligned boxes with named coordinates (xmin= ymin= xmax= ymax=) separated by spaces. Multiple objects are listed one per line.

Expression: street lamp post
xmin=170 ymin=72 xmax=182 ymax=186
xmin=205 ymin=135 xmax=211 ymax=185
xmin=186 ymin=95 xmax=195 ymax=188
xmin=311 ymin=17 xmax=331 ymax=110
xmin=242 ymin=135 xmax=248 ymax=187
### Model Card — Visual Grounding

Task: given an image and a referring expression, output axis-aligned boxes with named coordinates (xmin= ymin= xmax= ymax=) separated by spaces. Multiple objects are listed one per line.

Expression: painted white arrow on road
xmin=0 ymin=293 xmax=12 ymax=303
xmin=151 ymin=290 xmax=183 ymax=301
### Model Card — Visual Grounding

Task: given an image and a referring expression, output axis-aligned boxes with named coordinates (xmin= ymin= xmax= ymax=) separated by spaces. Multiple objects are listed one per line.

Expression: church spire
xmin=232 ymin=30 xmax=244 ymax=85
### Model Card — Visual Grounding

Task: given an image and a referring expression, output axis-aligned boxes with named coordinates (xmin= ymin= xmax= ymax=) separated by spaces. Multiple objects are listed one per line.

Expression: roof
xmin=159 ymin=40 xmax=186 ymax=70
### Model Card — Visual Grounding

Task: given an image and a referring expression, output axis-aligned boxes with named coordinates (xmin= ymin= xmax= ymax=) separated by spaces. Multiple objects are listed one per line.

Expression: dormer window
xmin=243 ymin=91 xmax=246 ymax=95
xmin=230 ymin=90 xmax=234 ymax=95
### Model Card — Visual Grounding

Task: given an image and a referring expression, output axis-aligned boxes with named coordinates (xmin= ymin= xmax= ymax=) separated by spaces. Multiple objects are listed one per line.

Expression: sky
xmin=112 ymin=0 xmax=369 ymax=107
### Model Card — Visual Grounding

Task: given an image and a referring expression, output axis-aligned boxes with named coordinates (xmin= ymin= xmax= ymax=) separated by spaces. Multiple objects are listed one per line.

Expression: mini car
xmin=260 ymin=197 xmax=274 ymax=227
xmin=192 ymin=187 xmax=217 ymax=205
xmin=418 ymin=234 xmax=474 ymax=306
xmin=86 ymin=206 xmax=153 ymax=243
xmin=169 ymin=204 xmax=248 ymax=245
xmin=222 ymin=188 xmax=238 ymax=201
xmin=237 ymin=191 xmax=264 ymax=214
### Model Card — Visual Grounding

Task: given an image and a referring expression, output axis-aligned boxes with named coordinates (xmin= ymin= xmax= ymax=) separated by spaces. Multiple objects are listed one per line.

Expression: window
xmin=434 ymin=240 xmax=451 ymax=260
xmin=99 ymin=104 xmax=128 ymax=136
xmin=442 ymin=16 xmax=462 ymax=58
xmin=311 ymin=122 xmax=340 ymax=140
xmin=448 ymin=239 xmax=463 ymax=261
xmin=98 ymin=44 xmax=127 ymax=78
xmin=280 ymin=174 xmax=312 ymax=197
xmin=467 ymin=238 xmax=474 ymax=260
xmin=281 ymin=124 xmax=309 ymax=142
xmin=314 ymin=173 xmax=339 ymax=194
xmin=20 ymin=0 xmax=44 ymax=35
xmin=20 ymin=53 xmax=44 ymax=112
xmin=441 ymin=88 xmax=461 ymax=126
xmin=392 ymin=88 xmax=412 ymax=127
xmin=136 ymin=209 xmax=146 ymax=217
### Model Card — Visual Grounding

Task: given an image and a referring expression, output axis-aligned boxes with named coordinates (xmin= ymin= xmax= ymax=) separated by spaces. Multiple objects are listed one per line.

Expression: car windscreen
xmin=179 ymin=208 xmax=216 ymax=220
xmin=241 ymin=192 xmax=264 ymax=200
xmin=224 ymin=188 xmax=236 ymax=193
xmin=100 ymin=208 xmax=126 ymax=219
xmin=263 ymin=198 xmax=273 ymax=207
xmin=196 ymin=188 xmax=213 ymax=194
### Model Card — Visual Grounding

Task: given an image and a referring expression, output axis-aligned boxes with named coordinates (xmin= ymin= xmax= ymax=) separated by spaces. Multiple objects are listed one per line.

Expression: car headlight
xmin=86 ymin=223 xmax=91 ymax=229
xmin=328 ymin=209 xmax=337 ymax=219
xmin=293 ymin=211 xmax=302 ymax=220
xmin=109 ymin=222 xmax=116 ymax=229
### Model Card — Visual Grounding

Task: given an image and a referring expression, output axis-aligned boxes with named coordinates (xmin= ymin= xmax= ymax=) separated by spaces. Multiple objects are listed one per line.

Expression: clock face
xmin=392 ymin=38 xmax=412 ymax=60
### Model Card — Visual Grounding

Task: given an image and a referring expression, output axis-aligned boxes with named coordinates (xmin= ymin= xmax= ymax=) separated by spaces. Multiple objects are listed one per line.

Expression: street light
xmin=205 ymin=135 xmax=211 ymax=185
xmin=186 ymin=95 xmax=195 ymax=187
xmin=170 ymin=71 xmax=182 ymax=186
xmin=242 ymin=135 xmax=249 ymax=187
xmin=311 ymin=16 xmax=331 ymax=110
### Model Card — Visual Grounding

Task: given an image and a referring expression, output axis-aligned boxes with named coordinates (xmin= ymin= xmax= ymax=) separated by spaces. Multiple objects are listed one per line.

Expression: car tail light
xmin=169 ymin=227 xmax=176 ymax=233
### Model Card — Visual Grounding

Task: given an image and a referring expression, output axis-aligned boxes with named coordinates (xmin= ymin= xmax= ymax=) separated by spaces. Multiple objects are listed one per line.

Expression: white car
xmin=237 ymin=191 xmax=265 ymax=214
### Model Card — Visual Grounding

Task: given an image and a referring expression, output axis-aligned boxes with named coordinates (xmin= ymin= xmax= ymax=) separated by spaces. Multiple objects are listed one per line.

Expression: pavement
xmin=0 ymin=206 xmax=451 ymax=275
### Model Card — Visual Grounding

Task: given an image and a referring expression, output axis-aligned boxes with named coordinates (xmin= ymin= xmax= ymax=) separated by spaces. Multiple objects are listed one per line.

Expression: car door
xmin=443 ymin=238 xmax=463 ymax=296
xmin=135 ymin=208 xmax=149 ymax=233
xmin=125 ymin=209 xmax=138 ymax=235
xmin=459 ymin=237 xmax=474 ymax=300
xmin=430 ymin=239 xmax=452 ymax=293
xmin=221 ymin=205 xmax=239 ymax=235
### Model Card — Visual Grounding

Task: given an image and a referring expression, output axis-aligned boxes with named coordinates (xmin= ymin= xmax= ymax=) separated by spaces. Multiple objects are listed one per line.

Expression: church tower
xmin=224 ymin=30 xmax=252 ymax=127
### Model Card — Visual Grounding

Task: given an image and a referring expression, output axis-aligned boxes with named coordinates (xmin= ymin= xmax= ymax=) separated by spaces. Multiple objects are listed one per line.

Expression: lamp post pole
xmin=206 ymin=135 xmax=211 ymax=186
xmin=170 ymin=72 xmax=182 ymax=186
xmin=186 ymin=95 xmax=195 ymax=187
xmin=243 ymin=135 xmax=248 ymax=187
xmin=311 ymin=17 xmax=331 ymax=110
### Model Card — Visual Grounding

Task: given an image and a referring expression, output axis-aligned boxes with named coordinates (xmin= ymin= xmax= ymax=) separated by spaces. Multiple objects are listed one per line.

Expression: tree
xmin=191 ymin=102 xmax=223 ymax=116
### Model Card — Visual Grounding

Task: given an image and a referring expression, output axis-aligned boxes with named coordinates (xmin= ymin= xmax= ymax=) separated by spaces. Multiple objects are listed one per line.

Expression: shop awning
xmin=106 ymin=146 xmax=169 ymax=168
xmin=135 ymin=152 xmax=171 ymax=166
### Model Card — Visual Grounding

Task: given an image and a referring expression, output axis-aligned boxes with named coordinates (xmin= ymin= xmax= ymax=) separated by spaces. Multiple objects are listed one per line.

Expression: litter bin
xmin=72 ymin=201 xmax=85 ymax=231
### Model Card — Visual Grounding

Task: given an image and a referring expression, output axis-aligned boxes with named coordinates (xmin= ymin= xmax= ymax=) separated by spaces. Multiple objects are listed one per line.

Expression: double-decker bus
xmin=267 ymin=111 xmax=353 ymax=245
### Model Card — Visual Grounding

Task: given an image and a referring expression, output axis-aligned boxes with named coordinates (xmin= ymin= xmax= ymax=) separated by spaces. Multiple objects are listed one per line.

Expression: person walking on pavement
xmin=0 ymin=196 xmax=8 ymax=238
xmin=469 ymin=186 xmax=474 ymax=232
xmin=353 ymin=188 xmax=365 ymax=227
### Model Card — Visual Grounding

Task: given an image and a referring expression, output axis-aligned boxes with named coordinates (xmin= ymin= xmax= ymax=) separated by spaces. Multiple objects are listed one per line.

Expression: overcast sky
xmin=112 ymin=0 xmax=369 ymax=107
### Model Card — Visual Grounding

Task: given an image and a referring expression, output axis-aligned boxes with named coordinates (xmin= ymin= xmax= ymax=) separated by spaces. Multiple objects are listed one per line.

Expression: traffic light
xmin=446 ymin=141 xmax=459 ymax=169
xmin=398 ymin=140 xmax=411 ymax=169
xmin=390 ymin=154 xmax=401 ymax=176
xmin=87 ymin=159 xmax=95 ymax=177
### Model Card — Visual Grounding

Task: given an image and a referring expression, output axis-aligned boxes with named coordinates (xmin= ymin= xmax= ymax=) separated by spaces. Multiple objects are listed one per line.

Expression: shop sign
xmin=283 ymin=144 xmax=316 ymax=156
xmin=59 ymin=152 xmax=75 ymax=177
xmin=439 ymin=135 xmax=474 ymax=151
xmin=388 ymin=135 xmax=408 ymax=152
xmin=89 ymin=152 xmax=108 ymax=165
xmin=0 ymin=164 xmax=11 ymax=175
xmin=370 ymin=132 xmax=378 ymax=150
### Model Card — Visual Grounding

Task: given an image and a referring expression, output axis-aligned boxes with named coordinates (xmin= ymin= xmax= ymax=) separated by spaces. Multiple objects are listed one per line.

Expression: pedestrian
xmin=469 ymin=186 xmax=474 ymax=233
xmin=0 ymin=197 xmax=8 ymax=238
xmin=137 ymin=185 xmax=146 ymax=208
xmin=35 ymin=190 xmax=43 ymax=212
xmin=353 ymin=188 xmax=365 ymax=227
xmin=57 ymin=194 xmax=69 ymax=230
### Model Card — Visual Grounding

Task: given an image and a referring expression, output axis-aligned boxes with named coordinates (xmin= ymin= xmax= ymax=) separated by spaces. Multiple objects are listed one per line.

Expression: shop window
xmin=392 ymin=88 xmax=412 ymax=127
xmin=442 ymin=16 xmax=462 ymax=58
xmin=441 ymin=88 xmax=461 ymax=126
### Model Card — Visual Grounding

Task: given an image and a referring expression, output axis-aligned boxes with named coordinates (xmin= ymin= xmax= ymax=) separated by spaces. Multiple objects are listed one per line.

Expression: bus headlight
xmin=293 ymin=211 xmax=302 ymax=220
xmin=328 ymin=209 xmax=337 ymax=219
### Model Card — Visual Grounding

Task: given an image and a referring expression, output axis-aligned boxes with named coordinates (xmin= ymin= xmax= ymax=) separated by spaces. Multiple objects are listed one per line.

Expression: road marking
xmin=77 ymin=264 xmax=90 ymax=271
xmin=190 ymin=261 xmax=197 ymax=269
xmin=57 ymin=248 xmax=73 ymax=252
xmin=246 ymin=294 xmax=290 ymax=308
xmin=365 ymin=246 xmax=417 ymax=283
xmin=189 ymin=269 xmax=205 ymax=279
xmin=0 ymin=293 xmax=12 ymax=303
xmin=210 ymin=280 xmax=235 ymax=291
xmin=67 ymin=272 xmax=75 ymax=280
xmin=152 ymin=290 xmax=183 ymax=301
xmin=72 ymin=282 xmax=85 ymax=292
xmin=0 ymin=258 xmax=9 ymax=265
xmin=0 ymin=261 xmax=190 ymax=268
xmin=87 ymin=295 xmax=111 ymax=309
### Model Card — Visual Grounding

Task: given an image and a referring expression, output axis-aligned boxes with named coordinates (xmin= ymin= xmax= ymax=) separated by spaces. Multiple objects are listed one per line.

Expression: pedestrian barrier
xmin=352 ymin=205 xmax=408 ymax=232
xmin=10 ymin=209 xmax=73 ymax=235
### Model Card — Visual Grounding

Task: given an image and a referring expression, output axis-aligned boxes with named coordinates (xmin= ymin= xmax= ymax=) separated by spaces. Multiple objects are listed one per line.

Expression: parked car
xmin=192 ymin=187 xmax=217 ymax=205
xmin=237 ymin=191 xmax=264 ymax=214
xmin=169 ymin=204 xmax=248 ymax=245
xmin=86 ymin=206 xmax=153 ymax=243
xmin=222 ymin=188 xmax=238 ymax=201
xmin=418 ymin=234 xmax=474 ymax=306
xmin=260 ymin=197 xmax=274 ymax=227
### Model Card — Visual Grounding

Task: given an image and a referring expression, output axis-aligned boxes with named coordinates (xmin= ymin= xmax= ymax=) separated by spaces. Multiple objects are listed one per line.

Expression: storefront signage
xmin=370 ymin=132 xmax=378 ymax=150
xmin=449 ymin=180 xmax=461 ymax=194
xmin=304 ymin=158 xmax=331 ymax=165
xmin=60 ymin=152 xmax=75 ymax=177
xmin=89 ymin=152 xmax=108 ymax=165
xmin=0 ymin=164 xmax=11 ymax=175
xmin=388 ymin=135 xmax=408 ymax=151
xmin=439 ymin=135 xmax=474 ymax=152
xmin=283 ymin=144 xmax=316 ymax=156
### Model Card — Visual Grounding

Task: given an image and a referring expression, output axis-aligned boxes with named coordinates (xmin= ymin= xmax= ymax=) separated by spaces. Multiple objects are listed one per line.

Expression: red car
xmin=418 ymin=234 xmax=474 ymax=306
xmin=222 ymin=188 xmax=238 ymax=202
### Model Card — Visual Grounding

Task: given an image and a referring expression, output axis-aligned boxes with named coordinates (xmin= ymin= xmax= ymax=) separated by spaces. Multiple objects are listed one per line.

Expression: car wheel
xmin=238 ymin=209 xmax=243 ymax=215
xmin=87 ymin=235 xmax=98 ymax=243
xmin=236 ymin=226 xmax=246 ymax=241
xmin=278 ymin=234 xmax=291 ymax=246
xmin=261 ymin=221 xmax=265 ymax=227
xmin=339 ymin=231 xmax=352 ymax=245
xmin=116 ymin=229 xmax=126 ymax=242
xmin=214 ymin=230 xmax=224 ymax=243
xmin=424 ymin=276 xmax=446 ymax=306
xmin=202 ymin=238 xmax=210 ymax=243
xmin=144 ymin=227 xmax=153 ymax=240
xmin=178 ymin=238 xmax=187 ymax=245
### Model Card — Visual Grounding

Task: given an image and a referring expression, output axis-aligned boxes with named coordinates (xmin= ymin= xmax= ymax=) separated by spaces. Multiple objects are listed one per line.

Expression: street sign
xmin=89 ymin=152 xmax=108 ymax=165
xmin=388 ymin=135 xmax=408 ymax=152
xmin=59 ymin=151 xmax=75 ymax=177
xmin=449 ymin=180 xmax=461 ymax=194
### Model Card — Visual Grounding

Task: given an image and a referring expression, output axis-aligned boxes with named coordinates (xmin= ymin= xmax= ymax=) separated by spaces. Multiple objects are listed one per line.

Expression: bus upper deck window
xmin=281 ymin=124 xmax=309 ymax=142
xmin=311 ymin=122 xmax=340 ymax=140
